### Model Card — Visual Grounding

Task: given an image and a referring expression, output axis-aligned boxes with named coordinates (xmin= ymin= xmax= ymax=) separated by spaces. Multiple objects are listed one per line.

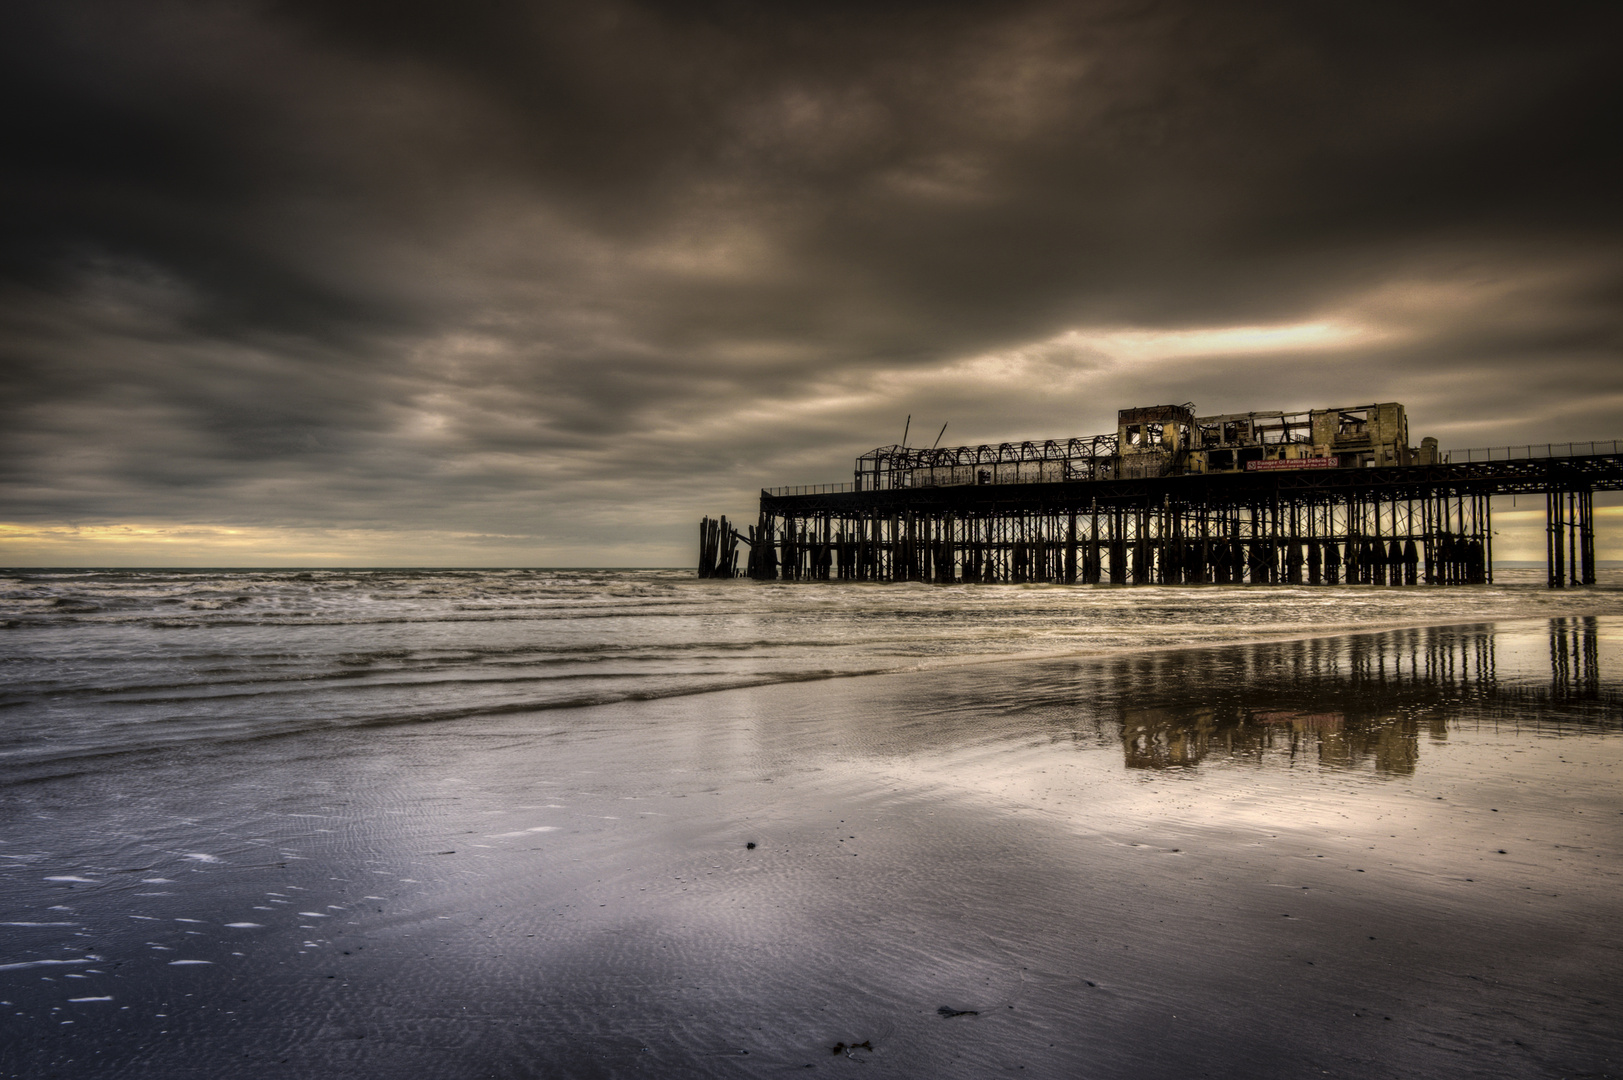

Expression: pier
xmin=700 ymin=402 xmax=1622 ymax=587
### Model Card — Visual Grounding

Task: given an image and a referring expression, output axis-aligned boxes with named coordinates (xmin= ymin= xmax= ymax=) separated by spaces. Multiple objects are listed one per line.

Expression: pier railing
xmin=763 ymin=482 xmax=856 ymax=496
xmin=1443 ymin=440 xmax=1623 ymax=463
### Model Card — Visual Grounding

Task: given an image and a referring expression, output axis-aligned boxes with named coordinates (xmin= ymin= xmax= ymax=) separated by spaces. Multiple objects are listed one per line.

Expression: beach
xmin=9 ymin=2 xmax=1623 ymax=1074
xmin=2 ymin=574 xmax=1621 ymax=1077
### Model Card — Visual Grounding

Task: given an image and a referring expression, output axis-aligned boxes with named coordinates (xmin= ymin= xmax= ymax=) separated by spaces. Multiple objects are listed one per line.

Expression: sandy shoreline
xmin=2 ymin=618 xmax=1619 ymax=1078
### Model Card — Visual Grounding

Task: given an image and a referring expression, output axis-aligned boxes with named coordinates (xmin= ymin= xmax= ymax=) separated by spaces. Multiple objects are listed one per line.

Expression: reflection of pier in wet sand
xmin=1093 ymin=619 xmax=1618 ymax=773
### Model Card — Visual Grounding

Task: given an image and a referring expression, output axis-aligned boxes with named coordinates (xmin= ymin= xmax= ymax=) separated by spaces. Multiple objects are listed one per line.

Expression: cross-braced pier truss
xmin=700 ymin=400 xmax=1621 ymax=588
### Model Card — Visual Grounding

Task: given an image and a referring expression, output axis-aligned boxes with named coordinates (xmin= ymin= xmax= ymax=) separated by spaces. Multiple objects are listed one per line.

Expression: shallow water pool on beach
xmin=2 ymin=573 xmax=1621 ymax=1078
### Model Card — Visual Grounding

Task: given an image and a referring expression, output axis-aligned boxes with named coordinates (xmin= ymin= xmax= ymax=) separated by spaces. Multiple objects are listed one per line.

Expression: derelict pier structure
xmin=699 ymin=402 xmax=1622 ymax=588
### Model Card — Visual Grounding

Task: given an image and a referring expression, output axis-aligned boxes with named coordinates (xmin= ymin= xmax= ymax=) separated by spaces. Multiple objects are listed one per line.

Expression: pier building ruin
xmin=698 ymin=401 xmax=1621 ymax=588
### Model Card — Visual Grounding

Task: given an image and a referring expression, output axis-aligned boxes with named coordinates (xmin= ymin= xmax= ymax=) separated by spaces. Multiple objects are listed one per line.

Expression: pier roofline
xmin=698 ymin=398 xmax=1620 ymax=588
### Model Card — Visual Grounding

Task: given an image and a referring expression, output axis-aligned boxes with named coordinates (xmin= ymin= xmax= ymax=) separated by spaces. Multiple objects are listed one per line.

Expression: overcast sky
xmin=3 ymin=0 xmax=1620 ymax=566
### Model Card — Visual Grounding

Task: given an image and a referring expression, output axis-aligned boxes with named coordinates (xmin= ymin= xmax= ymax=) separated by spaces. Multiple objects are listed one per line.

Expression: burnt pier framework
xmin=705 ymin=451 xmax=1621 ymax=588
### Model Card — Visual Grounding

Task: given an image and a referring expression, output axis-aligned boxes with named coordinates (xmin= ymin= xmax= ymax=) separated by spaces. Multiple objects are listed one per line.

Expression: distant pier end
xmin=700 ymin=401 xmax=1622 ymax=588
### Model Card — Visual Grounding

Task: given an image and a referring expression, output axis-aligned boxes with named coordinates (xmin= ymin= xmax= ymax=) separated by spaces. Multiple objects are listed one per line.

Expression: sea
xmin=2 ymin=568 xmax=1622 ymax=1078
xmin=5 ymin=567 xmax=1623 ymax=778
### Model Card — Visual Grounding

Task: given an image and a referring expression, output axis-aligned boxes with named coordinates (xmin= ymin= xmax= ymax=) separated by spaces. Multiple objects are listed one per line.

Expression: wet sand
xmin=2 ymin=618 xmax=1620 ymax=1078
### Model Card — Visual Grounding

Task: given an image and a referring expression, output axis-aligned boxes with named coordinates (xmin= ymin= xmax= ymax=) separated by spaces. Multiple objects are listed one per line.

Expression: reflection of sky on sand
xmin=1 ymin=618 xmax=1619 ymax=1078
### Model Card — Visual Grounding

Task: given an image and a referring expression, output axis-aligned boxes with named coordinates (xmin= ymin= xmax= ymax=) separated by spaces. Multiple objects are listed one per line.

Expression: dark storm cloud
xmin=2 ymin=0 xmax=1620 ymax=562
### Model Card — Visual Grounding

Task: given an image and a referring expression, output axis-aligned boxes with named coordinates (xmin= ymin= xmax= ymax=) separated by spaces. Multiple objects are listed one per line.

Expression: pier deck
xmin=703 ymin=445 xmax=1621 ymax=588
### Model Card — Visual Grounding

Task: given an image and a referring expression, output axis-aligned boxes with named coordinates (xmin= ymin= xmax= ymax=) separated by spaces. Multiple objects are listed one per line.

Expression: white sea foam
xmin=0 ymin=959 xmax=91 ymax=972
xmin=0 ymin=921 xmax=78 ymax=927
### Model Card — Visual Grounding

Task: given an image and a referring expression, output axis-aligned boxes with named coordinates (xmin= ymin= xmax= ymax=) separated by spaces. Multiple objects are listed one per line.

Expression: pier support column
xmin=1065 ymin=510 xmax=1078 ymax=584
xmin=1547 ymin=490 xmax=1567 ymax=588
xmin=1579 ymin=487 xmax=1596 ymax=585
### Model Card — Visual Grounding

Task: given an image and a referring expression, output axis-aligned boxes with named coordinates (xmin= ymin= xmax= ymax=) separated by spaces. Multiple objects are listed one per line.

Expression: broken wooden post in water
xmin=697 ymin=515 xmax=744 ymax=579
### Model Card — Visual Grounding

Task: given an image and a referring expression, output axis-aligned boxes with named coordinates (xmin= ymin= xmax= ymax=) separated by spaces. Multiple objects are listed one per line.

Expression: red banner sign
xmin=1245 ymin=457 xmax=1339 ymax=471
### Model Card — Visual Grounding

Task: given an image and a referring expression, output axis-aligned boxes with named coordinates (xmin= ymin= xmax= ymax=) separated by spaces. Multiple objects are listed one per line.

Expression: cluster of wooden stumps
xmin=743 ymin=492 xmax=1495 ymax=585
xmin=696 ymin=516 xmax=743 ymax=579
